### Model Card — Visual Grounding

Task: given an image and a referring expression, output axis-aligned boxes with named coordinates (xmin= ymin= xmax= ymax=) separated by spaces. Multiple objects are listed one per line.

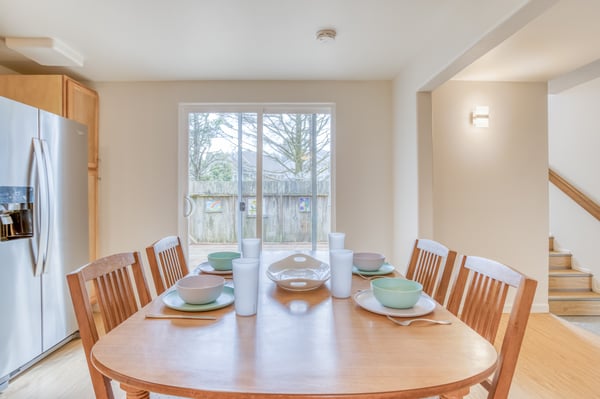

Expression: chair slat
xmin=405 ymin=238 xmax=457 ymax=305
xmin=146 ymin=236 xmax=189 ymax=295
xmin=445 ymin=255 xmax=537 ymax=399
xmin=66 ymin=251 xmax=152 ymax=399
xmin=162 ymin=247 xmax=180 ymax=288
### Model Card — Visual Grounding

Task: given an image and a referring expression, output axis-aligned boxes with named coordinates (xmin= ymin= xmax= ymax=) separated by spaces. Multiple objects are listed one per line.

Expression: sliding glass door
xmin=180 ymin=104 xmax=332 ymax=266
xmin=261 ymin=111 xmax=331 ymax=251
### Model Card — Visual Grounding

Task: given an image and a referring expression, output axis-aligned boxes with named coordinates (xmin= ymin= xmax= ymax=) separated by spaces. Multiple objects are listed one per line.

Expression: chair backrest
xmin=66 ymin=251 xmax=152 ymax=399
xmin=146 ymin=235 xmax=189 ymax=295
xmin=447 ymin=255 xmax=537 ymax=399
xmin=405 ymin=238 xmax=457 ymax=305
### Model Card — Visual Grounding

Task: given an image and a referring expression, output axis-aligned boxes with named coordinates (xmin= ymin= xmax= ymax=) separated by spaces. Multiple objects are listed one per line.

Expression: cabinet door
xmin=65 ymin=78 xmax=99 ymax=168
xmin=0 ymin=75 xmax=63 ymax=115
xmin=88 ymin=169 xmax=98 ymax=261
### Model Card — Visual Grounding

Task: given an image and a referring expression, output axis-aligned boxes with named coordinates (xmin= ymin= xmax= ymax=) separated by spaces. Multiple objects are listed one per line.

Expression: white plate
xmin=266 ymin=254 xmax=330 ymax=291
xmin=352 ymin=263 xmax=395 ymax=276
xmin=162 ymin=286 xmax=234 ymax=312
xmin=197 ymin=261 xmax=233 ymax=275
xmin=352 ymin=289 xmax=436 ymax=317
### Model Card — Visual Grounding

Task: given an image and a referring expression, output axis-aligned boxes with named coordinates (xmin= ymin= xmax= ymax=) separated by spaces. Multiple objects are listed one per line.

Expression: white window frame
xmin=177 ymin=103 xmax=336 ymax=257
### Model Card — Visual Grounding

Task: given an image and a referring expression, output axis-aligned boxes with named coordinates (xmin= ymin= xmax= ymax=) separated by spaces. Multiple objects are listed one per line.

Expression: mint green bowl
xmin=208 ymin=251 xmax=241 ymax=271
xmin=371 ymin=278 xmax=423 ymax=309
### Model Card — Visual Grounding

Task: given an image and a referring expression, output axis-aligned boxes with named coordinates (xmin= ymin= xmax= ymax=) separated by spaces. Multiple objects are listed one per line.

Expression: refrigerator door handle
xmin=40 ymin=139 xmax=55 ymax=274
xmin=32 ymin=138 xmax=49 ymax=276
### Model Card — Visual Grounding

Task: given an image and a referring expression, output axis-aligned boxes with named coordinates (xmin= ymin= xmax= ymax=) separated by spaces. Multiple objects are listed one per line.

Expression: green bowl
xmin=207 ymin=251 xmax=241 ymax=271
xmin=371 ymin=278 xmax=423 ymax=309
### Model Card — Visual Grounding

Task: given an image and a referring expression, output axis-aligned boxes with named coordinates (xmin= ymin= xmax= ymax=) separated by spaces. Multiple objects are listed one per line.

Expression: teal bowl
xmin=208 ymin=251 xmax=241 ymax=271
xmin=371 ymin=278 xmax=423 ymax=309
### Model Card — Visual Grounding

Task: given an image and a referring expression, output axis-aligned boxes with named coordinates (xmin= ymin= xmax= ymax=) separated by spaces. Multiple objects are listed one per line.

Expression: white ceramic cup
xmin=242 ymin=238 xmax=261 ymax=258
xmin=328 ymin=232 xmax=345 ymax=250
xmin=329 ymin=249 xmax=354 ymax=298
xmin=232 ymin=257 xmax=260 ymax=316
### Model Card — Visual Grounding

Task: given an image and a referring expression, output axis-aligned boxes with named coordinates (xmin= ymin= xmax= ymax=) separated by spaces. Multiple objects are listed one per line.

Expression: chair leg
xmin=121 ymin=383 xmax=150 ymax=399
xmin=88 ymin=360 xmax=115 ymax=399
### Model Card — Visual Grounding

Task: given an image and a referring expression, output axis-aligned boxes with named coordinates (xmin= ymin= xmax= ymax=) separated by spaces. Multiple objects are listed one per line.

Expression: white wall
xmin=432 ymin=81 xmax=549 ymax=311
xmin=391 ymin=77 xmax=422 ymax=270
xmin=93 ymin=80 xmax=393 ymax=281
xmin=390 ymin=0 xmax=549 ymax=273
xmin=389 ymin=2 xmax=554 ymax=313
xmin=70 ymin=0 xmax=549 ymax=308
xmin=549 ymin=77 xmax=600 ymax=291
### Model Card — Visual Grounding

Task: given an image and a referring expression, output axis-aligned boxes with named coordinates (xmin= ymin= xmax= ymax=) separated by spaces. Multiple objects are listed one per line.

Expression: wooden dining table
xmin=91 ymin=251 xmax=498 ymax=399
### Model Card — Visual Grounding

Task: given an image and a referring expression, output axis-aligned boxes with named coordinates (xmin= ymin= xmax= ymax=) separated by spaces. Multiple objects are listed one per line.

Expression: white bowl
xmin=353 ymin=252 xmax=385 ymax=271
xmin=175 ymin=275 xmax=225 ymax=305
xmin=266 ymin=254 xmax=330 ymax=291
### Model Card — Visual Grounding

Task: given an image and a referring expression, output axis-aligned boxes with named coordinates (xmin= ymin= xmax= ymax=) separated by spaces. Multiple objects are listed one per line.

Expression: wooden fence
xmin=189 ymin=180 xmax=330 ymax=243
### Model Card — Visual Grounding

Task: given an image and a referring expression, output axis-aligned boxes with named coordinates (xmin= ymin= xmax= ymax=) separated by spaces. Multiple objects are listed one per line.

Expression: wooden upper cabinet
xmin=65 ymin=78 xmax=99 ymax=169
xmin=0 ymin=74 xmax=99 ymax=169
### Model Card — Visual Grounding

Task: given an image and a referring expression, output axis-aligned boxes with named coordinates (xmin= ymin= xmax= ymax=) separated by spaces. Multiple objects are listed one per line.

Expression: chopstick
xmin=145 ymin=314 xmax=217 ymax=320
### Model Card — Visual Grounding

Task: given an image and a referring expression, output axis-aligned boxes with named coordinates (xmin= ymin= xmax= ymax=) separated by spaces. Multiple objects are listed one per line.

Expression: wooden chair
xmin=405 ymin=238 xmax=457 ymax=305
xmin=146 ymin=235 xmax=189 ymax=295
xmin=445 ymin=255 xmax=537 ymax=399
xmin=66 ymin=252 xmax=152 ymax=399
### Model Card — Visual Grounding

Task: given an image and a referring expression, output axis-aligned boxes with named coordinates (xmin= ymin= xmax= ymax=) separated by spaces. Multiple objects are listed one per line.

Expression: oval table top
xmin=91 ymin=250 xmax=497 ymax=399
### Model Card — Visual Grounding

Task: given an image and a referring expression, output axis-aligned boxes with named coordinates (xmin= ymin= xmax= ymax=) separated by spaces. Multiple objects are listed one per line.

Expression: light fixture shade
xmin=472 ymin=105 xmax=490 ymax=128
xmin=5 ymin=37 xmax=84 ymax=67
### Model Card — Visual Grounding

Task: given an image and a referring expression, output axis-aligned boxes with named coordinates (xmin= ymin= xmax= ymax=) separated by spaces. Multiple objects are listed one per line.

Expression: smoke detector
xmin=316 ymin=29 xmax=336 ymax=43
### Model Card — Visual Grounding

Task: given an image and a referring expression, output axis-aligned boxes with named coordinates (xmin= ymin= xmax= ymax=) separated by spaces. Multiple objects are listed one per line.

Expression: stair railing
xmin=549 ymin=168 xmax=600 ymax=222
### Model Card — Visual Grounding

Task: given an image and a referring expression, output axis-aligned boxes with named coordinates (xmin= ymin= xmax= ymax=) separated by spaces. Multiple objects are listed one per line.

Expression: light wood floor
xmin=2 ymin=313 xmax=600 ymax=399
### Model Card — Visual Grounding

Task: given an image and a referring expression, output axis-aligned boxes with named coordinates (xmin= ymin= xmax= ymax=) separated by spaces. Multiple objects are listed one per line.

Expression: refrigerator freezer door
xmin=0 ymin=97 xmax=43 ymax=381
xmin=39 ymin=110 xmax=89 ymax=351
xmin=0 ymin=240 xmax=42 ymax=381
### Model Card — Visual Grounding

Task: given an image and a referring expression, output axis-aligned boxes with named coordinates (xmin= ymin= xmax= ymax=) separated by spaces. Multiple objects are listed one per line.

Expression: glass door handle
xmin=184 ymin=195 xmax=195 ymax=218
xmin=239 ymin=201 xmax=246 ymax=212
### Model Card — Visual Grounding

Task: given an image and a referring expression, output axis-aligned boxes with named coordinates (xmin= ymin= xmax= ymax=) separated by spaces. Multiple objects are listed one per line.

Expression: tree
xmin=239 ymin=113 xmax=331 ymax=181
xmin=188 ymin=113 xmax=233 ymax=181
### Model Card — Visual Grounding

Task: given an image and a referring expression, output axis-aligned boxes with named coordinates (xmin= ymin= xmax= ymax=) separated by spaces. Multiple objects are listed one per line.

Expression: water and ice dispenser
xmin=0 ymin=186 xmax=33 ymax=241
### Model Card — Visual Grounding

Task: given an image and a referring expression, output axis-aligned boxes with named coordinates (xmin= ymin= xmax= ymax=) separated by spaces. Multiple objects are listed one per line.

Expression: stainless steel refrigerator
xmin=0 ymin=96 xmax=89 ymax=390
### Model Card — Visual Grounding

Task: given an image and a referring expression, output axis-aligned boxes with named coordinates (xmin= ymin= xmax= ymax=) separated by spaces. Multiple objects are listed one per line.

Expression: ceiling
xmin=454 ymin=0 xmax=600 ymax=83
xmin=0 ymin=0 xmax=600 ymax=85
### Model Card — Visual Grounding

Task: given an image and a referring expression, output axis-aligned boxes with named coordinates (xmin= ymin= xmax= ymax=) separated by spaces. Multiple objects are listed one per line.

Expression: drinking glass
xmin=232 ymin=258 xmax=260 ymax=316
xmin=329 ymin=249 xmax=354 ymax=298
xmin=242 ymin=238 xmax=261 ymax=258
xmin=328 ymin=232 xmax=345 ymax=250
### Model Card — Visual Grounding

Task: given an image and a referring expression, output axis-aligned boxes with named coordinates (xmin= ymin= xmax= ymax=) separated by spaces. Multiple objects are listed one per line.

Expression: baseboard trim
xmin=502 ymin=302 xmax=549 ymax=314
xmin=532 ymin=303 xmax=550 ymax=313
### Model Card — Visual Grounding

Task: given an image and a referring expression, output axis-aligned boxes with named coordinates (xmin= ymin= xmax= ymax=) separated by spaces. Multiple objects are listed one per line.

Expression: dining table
xmin=91 ymin=250 xmax=498 ymax=399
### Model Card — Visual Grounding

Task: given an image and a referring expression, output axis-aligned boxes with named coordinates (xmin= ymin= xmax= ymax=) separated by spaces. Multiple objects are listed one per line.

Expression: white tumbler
xmin=242 ymin=238 xmax=261 ymax=259
xmin=329 ymin=249 xmax=354 ymax=298
xmin=328 ymin=232 xmax=345 ymax=250
xmin=232 ymin=257 xmax=260 ymax=316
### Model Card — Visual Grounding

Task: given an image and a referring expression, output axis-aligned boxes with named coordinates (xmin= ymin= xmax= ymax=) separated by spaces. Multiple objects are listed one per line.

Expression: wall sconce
xmin=471 ymin=106 xmax=490 ymax=128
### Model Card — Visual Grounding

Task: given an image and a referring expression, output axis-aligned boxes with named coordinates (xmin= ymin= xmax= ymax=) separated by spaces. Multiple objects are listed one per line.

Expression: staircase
xmin=548 ymin=236 xmax=600 ymax=315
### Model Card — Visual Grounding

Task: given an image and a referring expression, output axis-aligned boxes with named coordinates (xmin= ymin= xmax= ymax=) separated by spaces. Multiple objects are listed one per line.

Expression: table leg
xmin=440 ymin=386 xmax=470 ymax=399
xmin=120 ymin=383 xmax=150 ymax=399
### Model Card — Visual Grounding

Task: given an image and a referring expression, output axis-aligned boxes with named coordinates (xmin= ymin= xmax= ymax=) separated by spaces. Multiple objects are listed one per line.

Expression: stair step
xmin=549 ymin=291 xmax=600 ymax=316
xmin=549 ymin=251 xmax=572 ymax=269
xmin=549 ymin=269 xmax=592 ymax=291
